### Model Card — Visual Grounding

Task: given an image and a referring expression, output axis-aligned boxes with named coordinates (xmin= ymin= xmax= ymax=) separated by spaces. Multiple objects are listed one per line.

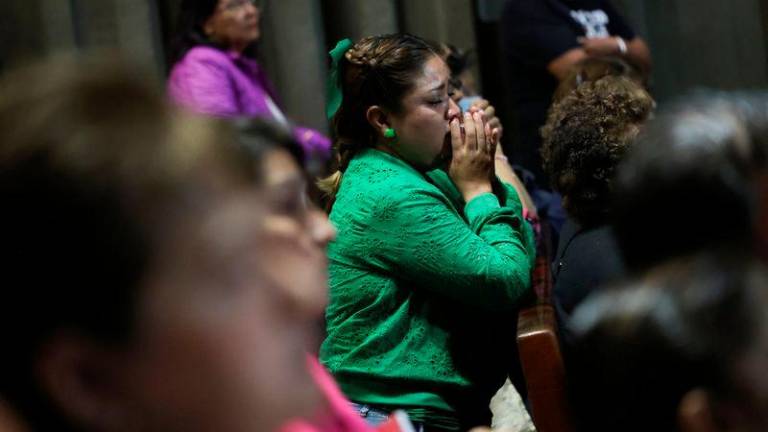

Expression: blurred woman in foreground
xmin=0 ymin=57 xmax=330 ymax=432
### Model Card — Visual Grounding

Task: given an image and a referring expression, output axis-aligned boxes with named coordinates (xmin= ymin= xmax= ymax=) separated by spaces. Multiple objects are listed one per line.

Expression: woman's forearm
xmin=495 ymin=158 xmax=537 ymax=217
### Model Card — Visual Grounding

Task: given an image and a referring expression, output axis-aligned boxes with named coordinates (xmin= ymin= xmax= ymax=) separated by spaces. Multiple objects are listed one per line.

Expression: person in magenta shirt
xmin=167 ymin=0 xmax=330 ymax=160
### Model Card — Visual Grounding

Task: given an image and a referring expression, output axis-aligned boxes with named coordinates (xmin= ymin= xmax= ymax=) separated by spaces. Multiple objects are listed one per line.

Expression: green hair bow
xmin=326 ymin=38 xmax=353 ymax=120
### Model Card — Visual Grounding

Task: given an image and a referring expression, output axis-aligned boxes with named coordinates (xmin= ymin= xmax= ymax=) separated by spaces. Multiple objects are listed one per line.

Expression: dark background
xmin=2 ymin=0 xmax=767 ymax=152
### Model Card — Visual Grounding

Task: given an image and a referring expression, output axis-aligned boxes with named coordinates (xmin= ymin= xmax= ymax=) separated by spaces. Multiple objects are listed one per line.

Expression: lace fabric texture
xmin=320 ymin=148 xmax=535 ymax=429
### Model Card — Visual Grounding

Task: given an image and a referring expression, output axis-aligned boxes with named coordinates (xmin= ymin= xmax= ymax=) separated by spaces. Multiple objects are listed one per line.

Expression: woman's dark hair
xmin=169 ymin=0 xmax=257 ymax=65
xmin=0 ymin=56 xmax=258 ymax=431
xmin=231 ymin=117 xmax=305 ymax=174
xmin=170 ymin=0 xmax=218 ymax=64
xmin=613 ymin=92 xmax=768 ymax=272
xmin=568 ymin=252 xmax=768 ymax=432
xmin=540 ymin=76 xmax=653 ymax=226
xmin=318 ymin=33 xmax=441 ymax=198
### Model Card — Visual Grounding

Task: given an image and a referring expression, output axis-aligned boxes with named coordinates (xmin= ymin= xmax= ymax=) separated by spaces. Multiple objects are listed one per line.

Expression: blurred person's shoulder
xmin=181 ymin=45 xmax=232 ymax=63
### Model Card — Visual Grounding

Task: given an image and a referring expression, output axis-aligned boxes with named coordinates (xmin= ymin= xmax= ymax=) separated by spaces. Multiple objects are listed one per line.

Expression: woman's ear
xmin=365 ymin=106 xmax=390 ymax=138
xmin=678 ymin=388 xmax=719 ymax=432
xmin=36 ymin=332 xmax=137 ymax=431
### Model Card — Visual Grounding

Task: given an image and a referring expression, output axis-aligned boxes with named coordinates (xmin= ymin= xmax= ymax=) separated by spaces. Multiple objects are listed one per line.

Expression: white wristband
xmin=615 ymin=37 xmax=628 ymax=55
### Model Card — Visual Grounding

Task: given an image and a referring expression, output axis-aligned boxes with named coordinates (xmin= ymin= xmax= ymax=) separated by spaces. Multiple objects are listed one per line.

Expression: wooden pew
xmin=516 ymin=221 xmax=574 ymax=432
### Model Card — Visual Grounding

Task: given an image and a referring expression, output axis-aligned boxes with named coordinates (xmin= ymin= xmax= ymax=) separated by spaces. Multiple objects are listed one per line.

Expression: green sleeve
xmin=364 ymin=184 xmax=534 ymax=310
xmin=498 ymin=181 xmax=537 ymax=268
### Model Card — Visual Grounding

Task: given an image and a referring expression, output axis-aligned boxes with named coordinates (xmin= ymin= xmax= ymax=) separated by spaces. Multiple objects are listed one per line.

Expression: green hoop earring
xmin=384 ymin=128 xmax=397 ymax=139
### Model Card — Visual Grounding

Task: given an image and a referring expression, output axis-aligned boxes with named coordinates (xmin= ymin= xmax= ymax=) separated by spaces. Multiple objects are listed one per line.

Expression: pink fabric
xmin=168 ymin=46 xmax=331 ymax=158
xmin=278 ymin=357 xmax=373 ymax=432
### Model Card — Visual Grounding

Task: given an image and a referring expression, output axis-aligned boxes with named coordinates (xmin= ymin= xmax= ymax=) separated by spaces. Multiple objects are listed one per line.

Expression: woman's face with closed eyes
xmin=386 ymin=55 xmax=462 ymax=170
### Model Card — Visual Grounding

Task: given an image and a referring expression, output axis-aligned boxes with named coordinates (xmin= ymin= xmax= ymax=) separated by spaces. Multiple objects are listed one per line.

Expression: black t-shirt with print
xmin=500 ymin=0 xmax=635 ymax=183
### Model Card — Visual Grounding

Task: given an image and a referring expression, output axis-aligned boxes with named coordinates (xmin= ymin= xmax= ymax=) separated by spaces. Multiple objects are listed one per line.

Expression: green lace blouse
xmin=319 ymin=148 xmax=535 ymax=430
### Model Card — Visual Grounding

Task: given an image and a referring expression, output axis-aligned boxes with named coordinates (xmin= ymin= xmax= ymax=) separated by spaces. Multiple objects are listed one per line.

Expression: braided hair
xmin=318 ymin=34 xmax=441 ymax=199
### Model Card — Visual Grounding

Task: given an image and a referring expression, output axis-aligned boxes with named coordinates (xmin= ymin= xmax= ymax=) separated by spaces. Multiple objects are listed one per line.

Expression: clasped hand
xmin=448 ymin=110 xmax=500 ymax=202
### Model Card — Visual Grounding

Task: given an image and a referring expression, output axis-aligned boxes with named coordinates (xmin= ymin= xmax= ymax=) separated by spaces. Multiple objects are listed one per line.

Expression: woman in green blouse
xmin=319 ymin=34 xmax=536 ymax=431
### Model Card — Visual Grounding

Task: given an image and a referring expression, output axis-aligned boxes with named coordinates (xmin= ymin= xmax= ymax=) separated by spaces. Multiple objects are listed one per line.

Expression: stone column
xmin=638 ymin=0 xmax=767 ymax=101
xmin=0 ymin=1 xmax=49 ymax=69
xmin=399 ymin=0 xmax=475 ymax=47
xmin=259 ymin=0 xmax=329 ymax=132
xmin=0 ymin=0 xmax=164 ymax=76
xmin=322 ymin=0 xmax=400 ymax=44
xmin=114 ymin=0 xmax=166 ymax=75
xmin=40 ymin=1 xmax=78 ymax=55
xmin=65 ymin=0 xmax=164 ymax=76
xmin=399 ymin=0 xmax=480 ymax=88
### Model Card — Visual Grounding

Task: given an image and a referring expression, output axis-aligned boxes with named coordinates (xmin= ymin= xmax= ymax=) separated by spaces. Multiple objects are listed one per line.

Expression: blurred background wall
xmin=2 ymin=0 xmax=767 ymax=136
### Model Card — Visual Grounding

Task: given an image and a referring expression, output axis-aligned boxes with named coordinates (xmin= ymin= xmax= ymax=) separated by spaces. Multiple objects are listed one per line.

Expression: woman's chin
xmin=245 ymin=27 xmax=260 ymax=44
xmin=437 ymin=134 xmax=452 ymax=165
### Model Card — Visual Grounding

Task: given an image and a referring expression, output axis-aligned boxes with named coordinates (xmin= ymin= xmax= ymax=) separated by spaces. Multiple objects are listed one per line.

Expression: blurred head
xmin=541 ymin=76 xmax=653 ymax=226
xmin=613 ymin=92 xmax=768 ymax=272
xmin=171 ymin=0 xmax=260 ymax=62
xmin=553 ymin=56 xmax=644 ymax=103
xmin=568 ymin=253 xmax=768 ymax=432
xmin=441 ymin=43 xmax=478 ymax=99
xmin=230 ymin=118 xmax=336 ymax=319
xmin=320 ymin=33 xmax=460 ymax=196
xmin=0 ymin=58 xmax=324 ymax=432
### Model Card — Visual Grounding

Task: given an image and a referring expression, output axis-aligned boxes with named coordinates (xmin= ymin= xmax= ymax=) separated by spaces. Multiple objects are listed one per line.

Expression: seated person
xmin=0 ymin=57 xmax=337 ymax=432
xmin=540 ymin=75 xmax=653 ymax=315
xmin=568 ymin=252 xmax=768 ymax=432
xmin=613 ymin=92 xmax=768 ymax=271
xmin=167 ymin=0 xmax=330 ymax=159
xmin=501 ymin=0 xmax=651 ymax=186
xmin=319 ymin=33 xmax=535 ymax=431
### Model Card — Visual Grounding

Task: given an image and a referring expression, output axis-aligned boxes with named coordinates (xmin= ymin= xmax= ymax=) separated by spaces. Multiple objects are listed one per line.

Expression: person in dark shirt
xmin=540 ymin=75 xmax=653 ymax=316
xmin=501 ymin=0 xmax=651 ymax=186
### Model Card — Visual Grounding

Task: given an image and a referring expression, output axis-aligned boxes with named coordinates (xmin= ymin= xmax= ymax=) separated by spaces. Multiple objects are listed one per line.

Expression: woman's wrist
xmin=459 ymin=182 xmax=493 ymax=203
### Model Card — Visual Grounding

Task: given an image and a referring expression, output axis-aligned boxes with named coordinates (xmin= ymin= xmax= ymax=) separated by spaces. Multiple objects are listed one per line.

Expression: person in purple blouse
xmin=168 ymin=0 xmax=331 ymax=160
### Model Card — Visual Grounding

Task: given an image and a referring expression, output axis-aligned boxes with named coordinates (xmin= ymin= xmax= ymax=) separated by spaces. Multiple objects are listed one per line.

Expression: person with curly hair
xmin=540 ymin=75 xmax=653 ymax=316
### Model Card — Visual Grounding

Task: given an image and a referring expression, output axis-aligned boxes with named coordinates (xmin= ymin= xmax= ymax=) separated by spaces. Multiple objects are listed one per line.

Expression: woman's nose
xmin=447 ymin=97 xmax=461 ymax=121
xmin=308 ymin=208 xmax=336 ymax=248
